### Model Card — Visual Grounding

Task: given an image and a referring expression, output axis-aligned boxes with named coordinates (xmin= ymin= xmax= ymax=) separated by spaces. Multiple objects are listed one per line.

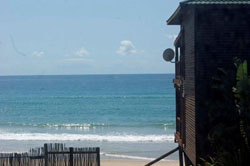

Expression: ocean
xmin=0 ymin=74 xmax=177 ymax=161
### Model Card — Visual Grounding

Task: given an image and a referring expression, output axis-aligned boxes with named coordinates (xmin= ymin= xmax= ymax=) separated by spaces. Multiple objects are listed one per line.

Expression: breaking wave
xmin=1 ymin=122 xmax=175 ymax=129
xmin=0 ymin=132 xmax=174 ymax=143
xmin=101 ymin=152 xmax=174 ymax=161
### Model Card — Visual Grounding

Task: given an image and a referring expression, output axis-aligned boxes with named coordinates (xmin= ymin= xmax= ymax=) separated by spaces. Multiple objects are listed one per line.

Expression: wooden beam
xmin=175 ymin=133 xmax=183 ymax=148
xmin=173 ymin=78 xmax=183 ymax=87
xmin=144 ymin=147 xmax=179 ymax=166
xmin=179 ymin=149 xmax=184 ymax=166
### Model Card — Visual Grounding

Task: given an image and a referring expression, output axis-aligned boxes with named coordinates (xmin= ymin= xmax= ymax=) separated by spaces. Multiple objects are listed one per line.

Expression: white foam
xmin=0 ymin=132 xmax=174 ymax=143
xmin=101 ymin=152 xmax=173 ymax=161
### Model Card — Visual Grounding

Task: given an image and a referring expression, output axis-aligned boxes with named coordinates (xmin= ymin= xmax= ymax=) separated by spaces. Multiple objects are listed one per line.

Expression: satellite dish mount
xmin=163 ymin=48 xmax=175 ymax=63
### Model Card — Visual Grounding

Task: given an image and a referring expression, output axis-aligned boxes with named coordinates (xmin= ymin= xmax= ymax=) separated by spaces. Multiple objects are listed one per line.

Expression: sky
xmin=0 ymin=0 xmax=181 ymax=75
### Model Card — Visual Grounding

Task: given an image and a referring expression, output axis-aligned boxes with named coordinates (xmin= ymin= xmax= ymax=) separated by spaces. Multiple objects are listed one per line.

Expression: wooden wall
xmin=195 ymin=5 xmax=250 ymax=164
xmin=182 ymin=6 xmax=196 ymax=166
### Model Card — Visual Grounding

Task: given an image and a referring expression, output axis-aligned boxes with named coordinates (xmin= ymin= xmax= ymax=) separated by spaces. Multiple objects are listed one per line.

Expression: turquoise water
xmin=0 ymin=74 xmax=177 ymax=160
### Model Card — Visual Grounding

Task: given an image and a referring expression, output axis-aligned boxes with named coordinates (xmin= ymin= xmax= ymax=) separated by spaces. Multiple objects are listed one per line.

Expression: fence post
xmin=17 ymin=154 xmax=21 ymax=166
xmin=69 ymin=147 xmax=73 ymax=166
xmin=14 ymin=153 xmax=17 ymax=166
xmin=96 ymin=148 xmax=100 ymax=166
xmin=44 ymin=144 xmax=48 ymax=166
xmin=10 ymin=155 xmax=13 ymax=166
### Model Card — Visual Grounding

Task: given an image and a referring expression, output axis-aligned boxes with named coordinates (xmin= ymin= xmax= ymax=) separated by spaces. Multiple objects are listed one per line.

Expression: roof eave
xmin=167 ymin=6 xmax=182 ymax=25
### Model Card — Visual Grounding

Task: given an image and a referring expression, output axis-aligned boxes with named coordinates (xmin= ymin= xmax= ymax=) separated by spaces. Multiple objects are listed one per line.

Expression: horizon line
xmin=0 ymin=73 xmax=175 ymax=77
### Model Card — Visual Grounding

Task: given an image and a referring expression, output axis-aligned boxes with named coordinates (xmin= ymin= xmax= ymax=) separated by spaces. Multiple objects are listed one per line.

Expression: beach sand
xmin=101 ymin=160 xmax=179 ymax=166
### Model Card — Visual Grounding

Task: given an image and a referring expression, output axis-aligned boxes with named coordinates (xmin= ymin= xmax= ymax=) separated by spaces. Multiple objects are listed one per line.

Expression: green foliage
xmin=233 ymin=60 xmax=250 ymax=152
xmin=202 ymin=59 xmax=250 ymax=166
xmin=201 ymin=157 xmax=219 ymax=166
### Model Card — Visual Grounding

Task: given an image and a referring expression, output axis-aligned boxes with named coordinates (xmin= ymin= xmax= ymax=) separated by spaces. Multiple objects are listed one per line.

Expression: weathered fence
xmin=0 ymin=143 xmax=100 ymax=166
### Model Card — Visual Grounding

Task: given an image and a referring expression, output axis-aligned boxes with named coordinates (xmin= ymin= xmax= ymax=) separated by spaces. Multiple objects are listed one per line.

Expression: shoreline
xmin=101 ymin=160 xmax=179 ymax=166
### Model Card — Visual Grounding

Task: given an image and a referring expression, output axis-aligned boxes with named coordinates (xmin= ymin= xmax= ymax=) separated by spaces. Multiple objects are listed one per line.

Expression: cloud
xmin=166 ymin=34 xmax=178 ymax=41
xmin=62 ymin=58 xmax=94 ymax=64
xmin=75 ymin=47 xmax=89 ymax=57
xmin=116 ymin=40 xmax=137 ymax=56
xmin=32 ymin=51 xmax=44 ymax=57
xmin=62 ymin=47 xmax=92 ymax=64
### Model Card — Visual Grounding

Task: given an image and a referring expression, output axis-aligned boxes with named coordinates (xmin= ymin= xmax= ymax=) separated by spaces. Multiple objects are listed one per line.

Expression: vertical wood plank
xmin=10 ymin=155 xmax=13 ymax=166
xmin=69 ymin=148 xmax=73 ymax=166
xmin=179 ymin=149 xmax=183 ymax=166
xmin=96 ymin=148 xmax=100 ymax=166
xmin=44 ymin=144 xmax=48 ymax=166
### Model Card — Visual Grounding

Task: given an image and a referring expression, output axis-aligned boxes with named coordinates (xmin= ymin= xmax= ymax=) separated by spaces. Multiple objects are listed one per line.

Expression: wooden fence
xmin=0 ymin=143 xmax=100 ymax=166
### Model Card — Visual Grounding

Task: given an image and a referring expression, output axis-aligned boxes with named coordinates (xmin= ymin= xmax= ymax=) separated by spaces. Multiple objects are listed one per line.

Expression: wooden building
xmin=167 ymin=0 xmax=250 ymax=165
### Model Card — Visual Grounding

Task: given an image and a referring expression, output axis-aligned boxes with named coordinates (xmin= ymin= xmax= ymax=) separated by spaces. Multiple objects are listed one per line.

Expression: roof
xmin=181 ymin=0 xmax=250 ymax=4
xmin=167 ymin=0 xmax=250 ymax=25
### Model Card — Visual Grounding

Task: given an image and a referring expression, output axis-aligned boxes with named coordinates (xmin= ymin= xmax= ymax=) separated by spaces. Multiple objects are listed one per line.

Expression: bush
xmin=202 ymin=59 xmax=250 ymax=166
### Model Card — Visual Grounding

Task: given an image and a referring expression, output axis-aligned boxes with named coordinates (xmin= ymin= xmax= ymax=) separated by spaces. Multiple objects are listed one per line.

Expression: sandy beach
xmin=101 ymin=160 xmax=179 ymax=166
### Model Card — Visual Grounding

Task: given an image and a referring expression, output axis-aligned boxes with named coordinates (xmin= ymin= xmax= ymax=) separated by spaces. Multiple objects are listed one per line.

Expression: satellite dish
xmin=163 ymin=48 xmax=175 ymax=62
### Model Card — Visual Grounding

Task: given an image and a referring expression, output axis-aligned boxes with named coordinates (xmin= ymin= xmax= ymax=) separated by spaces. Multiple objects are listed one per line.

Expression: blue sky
xmin=0 ymin=0 xmax=181 ymax=75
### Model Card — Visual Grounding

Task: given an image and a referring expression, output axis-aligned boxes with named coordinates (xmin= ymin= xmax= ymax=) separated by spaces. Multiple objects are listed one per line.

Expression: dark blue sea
xmin=0 ymin=74 xmax=177 ymax=160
